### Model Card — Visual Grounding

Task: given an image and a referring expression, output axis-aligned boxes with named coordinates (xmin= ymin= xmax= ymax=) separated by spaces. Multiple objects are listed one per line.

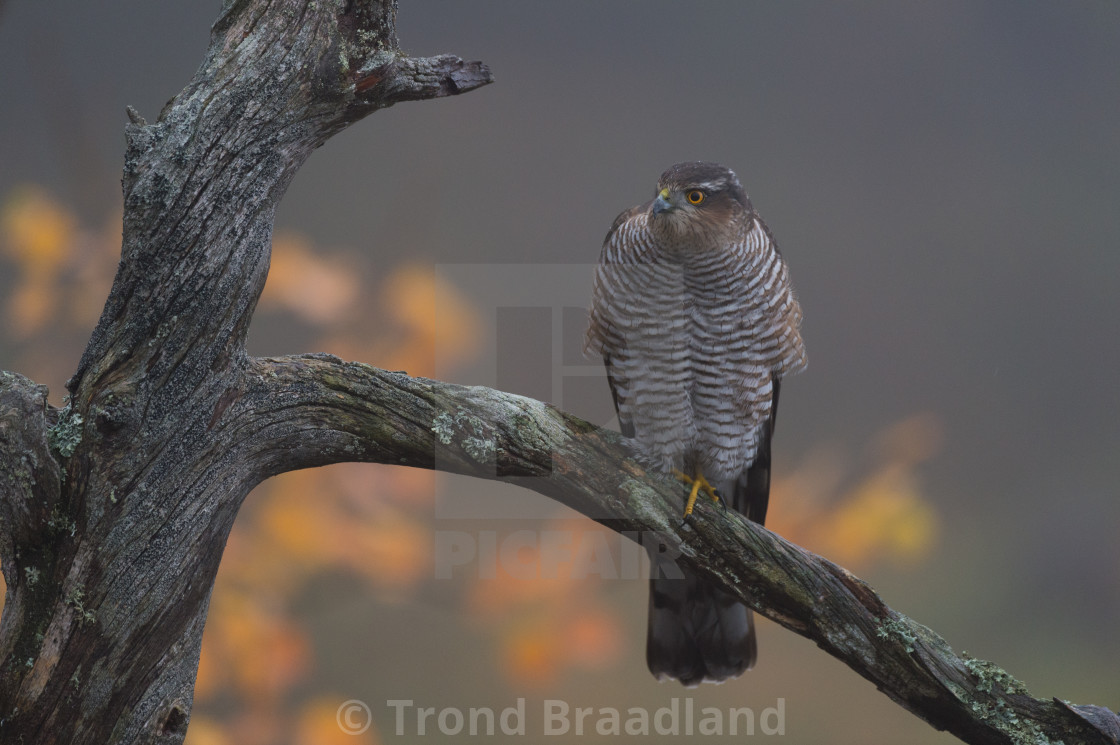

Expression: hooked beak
xmin=652 ymin=188 xmax=673 ymax=215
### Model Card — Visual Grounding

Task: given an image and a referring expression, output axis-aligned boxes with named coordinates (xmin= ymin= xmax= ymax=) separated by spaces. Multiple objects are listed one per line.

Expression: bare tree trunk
xmin=0 ymin=2 xmax=490 ymax=742
xmin=0 ymin=2 xmax=1116 ymax=744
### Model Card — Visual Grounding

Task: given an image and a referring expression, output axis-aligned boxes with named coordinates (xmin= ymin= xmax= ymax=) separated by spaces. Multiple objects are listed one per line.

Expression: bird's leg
xmin=671 ymin=468 xmax=722 ymax=522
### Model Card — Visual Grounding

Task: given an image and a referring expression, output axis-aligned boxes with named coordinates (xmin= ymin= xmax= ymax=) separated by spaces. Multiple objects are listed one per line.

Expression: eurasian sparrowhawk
xmin=585 ymin=162 xmax=807 ymax=685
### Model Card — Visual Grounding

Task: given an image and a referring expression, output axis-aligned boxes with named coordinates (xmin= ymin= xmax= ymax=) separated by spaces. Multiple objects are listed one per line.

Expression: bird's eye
xmin=687 ymin=190 xmax=705 ymax=205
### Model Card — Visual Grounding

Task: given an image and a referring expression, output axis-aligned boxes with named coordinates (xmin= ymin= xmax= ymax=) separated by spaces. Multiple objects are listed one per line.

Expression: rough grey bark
xmin=0 ymin=1 xmax=1116 ymax=744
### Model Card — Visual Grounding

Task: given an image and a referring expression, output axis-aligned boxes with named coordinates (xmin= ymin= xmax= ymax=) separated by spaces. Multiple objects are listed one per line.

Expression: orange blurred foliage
xmin=464 ymin=518 xmax=627 ymax=686
xmin=323 ymin=263 xmax=482 ymax=378
xmin=1 ymin=186 xmax=74 ymax=337
xmin=229 ymin=466 xmax=434 ymax=598
xmin=295 ymin=699 xmax=379 ymax=745
xmin=1 ymin=186 xmax=75 ymax=278
xmin=768 ymin=413 xmax=942 ymax=567
xmin=0 ymin=187 xmax=121 ymax=341
xmin=175 ymin=717 xmax=232 ymax=745
xmin=260 ymin=232 xmax=360 ymax=324
xmin=205 ymin=589 xmax=311 ymax=703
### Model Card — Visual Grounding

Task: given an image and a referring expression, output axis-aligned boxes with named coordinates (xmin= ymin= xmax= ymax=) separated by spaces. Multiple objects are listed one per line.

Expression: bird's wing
xmin=587 ymin=203 xmax=652 ymax=441
xmin=731 ymin=375 xmax=780 ymax=525
xmin=602 ymin=202 xmax=649 ymax=251
xmin=603 ymin=353 xmax=635 ymax=438
xmin=743 ymin=217 xmax=808 ymax=376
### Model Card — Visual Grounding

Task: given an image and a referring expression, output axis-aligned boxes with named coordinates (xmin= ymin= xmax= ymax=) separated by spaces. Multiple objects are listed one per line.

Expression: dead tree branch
xmin=240 ymin=354 xmax=1119 ymax=745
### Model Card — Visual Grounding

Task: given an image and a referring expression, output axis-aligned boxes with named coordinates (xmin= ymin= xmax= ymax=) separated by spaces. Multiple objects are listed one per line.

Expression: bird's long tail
xmin=646 ymin=563 xmax=756 ymax=685
xmin=645 ymin=392 xmax=775 ymax=685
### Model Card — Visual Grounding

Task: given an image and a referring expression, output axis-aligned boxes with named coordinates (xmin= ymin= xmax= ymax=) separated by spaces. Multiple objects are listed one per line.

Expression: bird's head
xmin=648 ymin=162 xmax=752 ymax=245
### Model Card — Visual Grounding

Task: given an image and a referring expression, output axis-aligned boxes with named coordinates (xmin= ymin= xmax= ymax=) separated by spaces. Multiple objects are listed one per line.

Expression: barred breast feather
xmin=585 ymin=205 xmax=806 ymax=484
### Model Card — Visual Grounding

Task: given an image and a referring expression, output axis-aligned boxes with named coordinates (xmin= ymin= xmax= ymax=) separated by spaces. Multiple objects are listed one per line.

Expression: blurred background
xmin=2 ymin=1 xmax=1119 ymax=742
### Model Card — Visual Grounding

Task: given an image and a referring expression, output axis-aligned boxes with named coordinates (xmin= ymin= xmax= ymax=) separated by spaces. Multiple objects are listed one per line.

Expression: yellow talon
xmin=671 ymin=468 xmax=720 ymax=518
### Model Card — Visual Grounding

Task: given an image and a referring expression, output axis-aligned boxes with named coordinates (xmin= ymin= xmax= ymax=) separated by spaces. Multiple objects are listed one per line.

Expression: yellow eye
xmin=687 ymin=190 xmax=705 ymax=205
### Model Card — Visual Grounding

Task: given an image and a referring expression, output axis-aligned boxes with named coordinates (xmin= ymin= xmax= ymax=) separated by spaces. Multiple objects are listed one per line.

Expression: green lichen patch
xmin=48 ymin=405 xmax=84 ymax=458
xmin=875 ymin=615 xmax=918 ymax=653
xmin=430 ymin=408 xmax=499 ymax=463
xmin=66 ymin=587 xmax=97 ymax=626
xmin=967 ymin=698 xmax=1062 ymax=745
xmin=962 ymin=653 xmax=1030 ymax=696
xmin=47 ymin=507 xmax=77 ymax=536
xmin=431 ymin=412 xmax=455 ymax=445
xmin=462 ymin=434 xmax=496 ymax=462
xmin=950 ymin=654 xmax=1055 ymax=744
